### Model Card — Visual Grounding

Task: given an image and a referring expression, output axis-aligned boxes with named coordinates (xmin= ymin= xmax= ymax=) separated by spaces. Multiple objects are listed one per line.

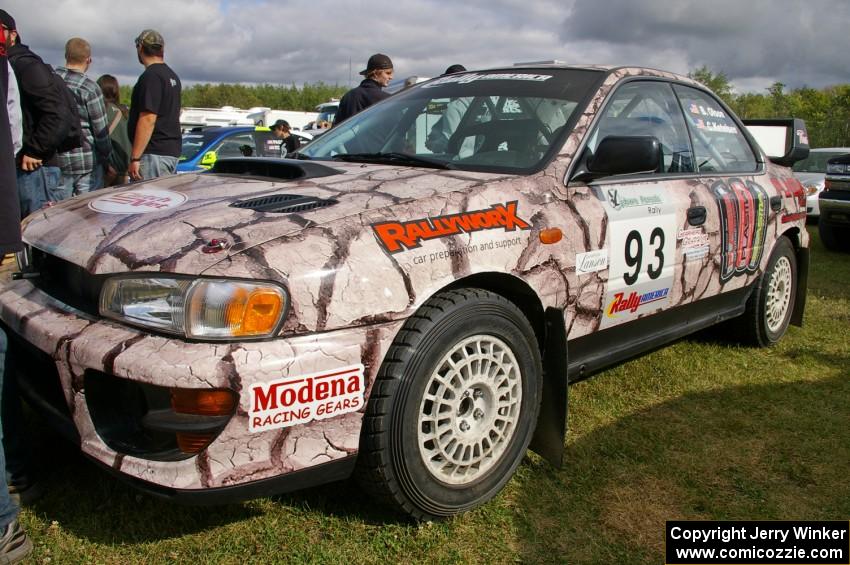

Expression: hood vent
xmin=212 ymin=158 xmax=343 ymax=180
xmin=231 ymin=194 xmax=338 ymax=214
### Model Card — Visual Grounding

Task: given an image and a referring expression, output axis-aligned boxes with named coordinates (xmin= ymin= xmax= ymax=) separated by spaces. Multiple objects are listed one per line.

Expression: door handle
xmin=687 ymin=206 xmax=707 ymax=226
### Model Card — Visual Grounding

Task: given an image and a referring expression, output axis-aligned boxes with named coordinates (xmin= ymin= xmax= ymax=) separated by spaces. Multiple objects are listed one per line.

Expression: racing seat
xmin=446 ymin=119 xmax=546 ymax=163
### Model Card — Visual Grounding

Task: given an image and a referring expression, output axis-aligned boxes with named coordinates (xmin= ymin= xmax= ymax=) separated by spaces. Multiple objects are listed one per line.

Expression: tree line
xmin=689 ymin=66 xmax=850 ymax=148
xmin=118 ymin=82 xmax=348 ymax=112
xmin=117 ymin=69 xmax=850 ymax=147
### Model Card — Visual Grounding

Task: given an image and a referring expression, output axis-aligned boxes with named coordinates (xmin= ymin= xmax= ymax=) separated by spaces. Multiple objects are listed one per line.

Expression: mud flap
xmin=790 ymin=246 xmax=809 ymax=327
xmin=529 ymin=307 xmax=568 ymax=468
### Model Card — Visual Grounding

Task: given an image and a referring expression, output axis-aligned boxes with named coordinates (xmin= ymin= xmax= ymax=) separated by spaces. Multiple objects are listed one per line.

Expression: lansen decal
xmin=249 ymin=365 xmax=364 ymax=433
xmin=606 ymin=287 xmax=669 ymax=318
xmin=713 ymin=179 xmax=769 ymax=281
xmin=372 ymin=201 xmax=531 ymax=253
xmin=575 ymin=249 xmax=609 ymax=275
xmin=89 ymin=188 xmax=187 ymax=214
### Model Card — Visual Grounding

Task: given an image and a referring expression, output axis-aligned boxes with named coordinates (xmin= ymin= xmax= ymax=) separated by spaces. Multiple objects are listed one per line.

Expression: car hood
xmin=22 ymin=162 xmax=509 ymax=275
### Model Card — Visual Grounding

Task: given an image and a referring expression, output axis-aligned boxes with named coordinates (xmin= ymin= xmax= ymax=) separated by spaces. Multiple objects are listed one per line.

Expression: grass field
xmin=17 ymin=225 xmax=850 ymax=564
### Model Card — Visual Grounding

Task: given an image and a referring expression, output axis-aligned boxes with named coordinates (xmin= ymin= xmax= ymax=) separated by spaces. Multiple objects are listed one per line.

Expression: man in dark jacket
xmin=334 ymin=53 xmax=393 ymax=126
xmin=0 ymin=14 xmax=33 ymax=565
xmin=1 ymin=10 xmax=72 ymax=217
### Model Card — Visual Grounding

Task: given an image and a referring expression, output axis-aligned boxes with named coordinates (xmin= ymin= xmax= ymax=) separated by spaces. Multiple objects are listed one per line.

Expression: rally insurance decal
xmin=371 ymin=201 xmax=531 ymax=253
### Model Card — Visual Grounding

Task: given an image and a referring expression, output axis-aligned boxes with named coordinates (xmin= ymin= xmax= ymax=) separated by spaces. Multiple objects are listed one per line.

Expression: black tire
xmin=818 ymin=220 xmax=850 ymax=253
xmin=356 ymin=288 xmax=542 ymax=521
xmin=738 ymin=236 xmax=797 ymax=347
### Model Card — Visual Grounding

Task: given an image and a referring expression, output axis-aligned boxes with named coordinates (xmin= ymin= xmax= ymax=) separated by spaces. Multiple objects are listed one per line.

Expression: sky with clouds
xmin=5 ymin=0 xmax=848 ymax=96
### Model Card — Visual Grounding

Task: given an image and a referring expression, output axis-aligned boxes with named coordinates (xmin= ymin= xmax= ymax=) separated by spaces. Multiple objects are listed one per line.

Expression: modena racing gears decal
xmin=712 ymin=179 xmax=769 ymax=281
xmin=249 ymin=365 xmax=364 ymax=433
xmin=372 ymin=201 xmax=531 ymax=253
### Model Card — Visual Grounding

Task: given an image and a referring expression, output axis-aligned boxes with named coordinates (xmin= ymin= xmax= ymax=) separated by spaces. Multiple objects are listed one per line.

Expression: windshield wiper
xmin=331 ymin=152 xmax=454 ymax=169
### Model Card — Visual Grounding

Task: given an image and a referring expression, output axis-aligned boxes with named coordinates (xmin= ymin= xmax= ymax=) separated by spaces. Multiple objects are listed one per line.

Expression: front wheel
xmin=738 ymin=236 xmax=797 ymax=347
xmin=356 ymin=288 xmax=542 ymax=520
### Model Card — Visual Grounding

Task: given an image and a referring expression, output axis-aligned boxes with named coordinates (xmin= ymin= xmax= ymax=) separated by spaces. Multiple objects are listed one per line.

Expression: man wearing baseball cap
xmin=128 ymin=29 xmax=181 ymax=180
xmin=334 ymin=53 xmax=393 ymax=126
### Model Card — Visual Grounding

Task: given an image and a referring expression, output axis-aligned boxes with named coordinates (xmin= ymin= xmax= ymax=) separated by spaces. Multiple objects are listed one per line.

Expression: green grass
xmin=18 ymin=225 xmax=850 ymax=564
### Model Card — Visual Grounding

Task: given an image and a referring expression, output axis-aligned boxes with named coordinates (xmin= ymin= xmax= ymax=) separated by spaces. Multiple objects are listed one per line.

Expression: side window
xmin=589 ymin=81 xmax=694 ymax=173
xmin=672 ymin=85 xmax=757 ymax=173
xmin=254 ymin=131 xmax=281 ymax=157
xmin=214 ymin=133 xmax=257 ymax=157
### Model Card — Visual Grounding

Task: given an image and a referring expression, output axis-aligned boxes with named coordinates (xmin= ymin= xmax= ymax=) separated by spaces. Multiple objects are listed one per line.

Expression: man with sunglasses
xmin=56 ymin=37 xmax=111 ymax=195
xmin=128 ymin=29 xmax=181 ymax=181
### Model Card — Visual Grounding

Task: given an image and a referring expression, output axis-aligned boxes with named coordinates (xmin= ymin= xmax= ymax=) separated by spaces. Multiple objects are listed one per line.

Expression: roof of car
xmin=470 ymin=63 xmax=697 ymax=86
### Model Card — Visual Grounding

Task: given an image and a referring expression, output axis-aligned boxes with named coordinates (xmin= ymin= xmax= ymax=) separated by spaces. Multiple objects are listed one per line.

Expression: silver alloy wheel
xmin=766 ymin=256 xmax=793 ymax=333
xmin=417 ymin=335 xmax=523 ymax=486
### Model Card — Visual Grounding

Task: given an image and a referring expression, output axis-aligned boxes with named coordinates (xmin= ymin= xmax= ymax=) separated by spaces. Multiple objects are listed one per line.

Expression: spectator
xmin=0 ymin=16 xmax=32 ymax=565
xmin=3 ymin=9 xmax=75 ymax=216
xmin=97 ymin=74 xmax=131 ymax=186
xmin=334 ymin=53 xmax=393 ymax=126
xmin=56 ymin=37 xmax=111 ymax=195
xmin=270 ymin=119 xmax=300 ymax=157
xmin=426 ymin=64 xmax=470 ymax=154
xmin=128 ymin=29 xmax=181 ymax=181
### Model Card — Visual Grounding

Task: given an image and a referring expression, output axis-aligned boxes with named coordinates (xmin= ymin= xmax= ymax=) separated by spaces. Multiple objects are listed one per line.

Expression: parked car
xmin=2 ymin=64 xmax=809 ymax=521
xmin=178 ymin=126 xmax=313 ymax=172
xmin=791 ymin=147 xmax=850 ymax=217
xmin=819 ymin=153 xmax=850 ymax=252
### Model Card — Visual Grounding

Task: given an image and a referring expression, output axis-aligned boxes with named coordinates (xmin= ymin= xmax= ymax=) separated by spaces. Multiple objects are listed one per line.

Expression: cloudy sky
xmin=5 ymin=0 xmax=848 ymax=95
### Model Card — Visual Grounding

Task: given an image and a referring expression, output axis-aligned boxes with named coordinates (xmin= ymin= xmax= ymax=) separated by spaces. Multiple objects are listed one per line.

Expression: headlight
xmin=803 ymin=182 xmax=822 ymax=196
xmin=100 ymin=277 xmax=287 ymax=340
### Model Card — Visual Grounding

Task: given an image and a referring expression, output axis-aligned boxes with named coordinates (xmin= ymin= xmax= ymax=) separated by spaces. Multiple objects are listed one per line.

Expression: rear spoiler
xmin=743 ymin=118 xmax=809 ymax=167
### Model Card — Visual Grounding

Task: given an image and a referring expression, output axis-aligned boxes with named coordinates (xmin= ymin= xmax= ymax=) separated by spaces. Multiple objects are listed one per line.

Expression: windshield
xmin=793 ymin=150 xmax=850 ymax=173
xmin=300 ymin=69 xmax=603 ymax=173
xmin=317 ymin=108 xmax=337 ymax=124
xmin=181 ymin=134 xmax=209 ymax=161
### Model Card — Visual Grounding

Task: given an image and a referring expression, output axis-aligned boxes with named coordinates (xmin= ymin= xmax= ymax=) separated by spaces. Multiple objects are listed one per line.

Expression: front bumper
xmin=0 ymin=278 xmax=401 ymax=499
xmin=819 ymin=192 xmax=850 ymax=226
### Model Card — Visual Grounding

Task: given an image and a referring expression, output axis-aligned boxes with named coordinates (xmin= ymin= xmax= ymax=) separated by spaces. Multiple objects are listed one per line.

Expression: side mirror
xmin=200 ymin=150 xmax=217 ymax=168
xmin=572 ymin=136 xmax=661 ymax=182
xmin=743 ymin=118 xmax=809 ymax=167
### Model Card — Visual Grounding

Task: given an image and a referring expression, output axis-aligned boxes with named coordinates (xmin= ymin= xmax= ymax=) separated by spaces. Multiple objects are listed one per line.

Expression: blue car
xmin=177 ymin=126 xmax=312 ymax=173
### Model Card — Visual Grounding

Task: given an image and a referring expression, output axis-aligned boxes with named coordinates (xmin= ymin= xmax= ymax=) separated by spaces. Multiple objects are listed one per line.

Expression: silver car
xmin=792 ymin=147 xmax=850 ymax=217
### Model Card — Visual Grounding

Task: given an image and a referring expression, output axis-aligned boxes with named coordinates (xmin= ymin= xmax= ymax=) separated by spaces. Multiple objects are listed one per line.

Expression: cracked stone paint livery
xmin=0 ymin=66 xmax=808 ymax=494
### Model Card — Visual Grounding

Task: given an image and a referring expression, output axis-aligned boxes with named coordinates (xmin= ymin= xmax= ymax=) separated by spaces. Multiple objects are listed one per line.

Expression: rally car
xmin=178 ymin=126 xmax=313 ymax=173
xmin=1 ymin=64 xmax=809 ymax=520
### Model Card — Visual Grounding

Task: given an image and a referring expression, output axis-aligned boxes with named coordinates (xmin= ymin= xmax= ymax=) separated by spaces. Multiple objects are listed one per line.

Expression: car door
xmin=581 ymin=80 xmax=697 ymax=330
xmin=670 ymin=84 xmax=766 ymax=285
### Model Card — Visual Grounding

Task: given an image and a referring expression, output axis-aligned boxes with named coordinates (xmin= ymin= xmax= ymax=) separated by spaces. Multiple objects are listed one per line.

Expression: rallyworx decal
xmin=712 ymin=179 xmax=769 ymax=281
xmin=89 ymin=188 xmax=188 ymax=214
xmin=249 ymin=365 xmax=364 ymax=433
xmin=371 ymin=201 xmax=532 ymax=253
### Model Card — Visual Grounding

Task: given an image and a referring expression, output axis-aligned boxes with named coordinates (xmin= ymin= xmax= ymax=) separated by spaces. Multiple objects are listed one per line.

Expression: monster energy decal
xmin=712 ymin=179 xmax=769 ymax=281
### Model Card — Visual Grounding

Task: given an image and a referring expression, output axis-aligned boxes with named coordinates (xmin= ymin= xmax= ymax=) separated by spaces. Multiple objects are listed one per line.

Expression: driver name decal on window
xmin=423 ymin=73 xmax=553 ymax=88
xmin=372 ymin=201 xmax=532 ymax=253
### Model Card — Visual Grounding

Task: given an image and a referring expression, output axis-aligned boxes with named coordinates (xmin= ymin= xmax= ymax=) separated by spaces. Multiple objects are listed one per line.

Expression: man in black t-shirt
xmin=128 ymin=29 xmax=181 ymax=180
xmin=270 ymin=119 xmax=300 ymax=158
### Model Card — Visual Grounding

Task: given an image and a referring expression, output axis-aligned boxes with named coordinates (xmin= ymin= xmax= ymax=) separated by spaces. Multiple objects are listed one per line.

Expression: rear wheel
xmin=738 ymin=236 xmax=797 ymax=347
xmin=356 ymin=288 xmax=541 ymax=520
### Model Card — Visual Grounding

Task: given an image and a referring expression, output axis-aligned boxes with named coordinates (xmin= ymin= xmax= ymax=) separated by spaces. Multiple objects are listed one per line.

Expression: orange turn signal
xmin=224 ymin=288 xmax=283 ymax=336
xmin=539 ymin=228 xmax=563 ymax=245
xmin=175 ymin=432 xmax=217 ymax=454
xmin=171 ymin=388 xmax=237 ymax=416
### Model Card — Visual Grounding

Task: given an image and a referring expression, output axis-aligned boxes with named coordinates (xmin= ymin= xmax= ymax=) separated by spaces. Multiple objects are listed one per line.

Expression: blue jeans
xmin=59 ymin=165 xmax=105 ymax=196
xmin=0 ymin=329 xmax=20 ymax=529
xmin=17 ymin=166 xmax=66 ymax=217
xmin=140 ymin=154 xmax=178 ymax=180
